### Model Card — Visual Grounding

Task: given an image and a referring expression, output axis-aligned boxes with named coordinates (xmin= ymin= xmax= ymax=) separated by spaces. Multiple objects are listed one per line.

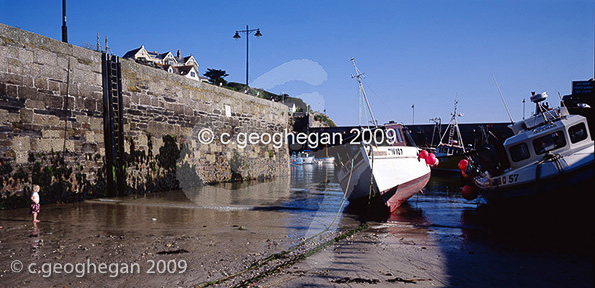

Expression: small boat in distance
xmin=460 ymin=92 xmax=594 ymax=205
xmin=290 ymin=150 xmax=314 ymax=165
xmin=332 ymin=59 xmax=435 ymax=213
xmin=314 ymin=156 xmax=335 ymax=165
xmin=290 ymin=152 xmax=303 ymax=165
xmin=433 ymin=99 xmax=468 ymax=172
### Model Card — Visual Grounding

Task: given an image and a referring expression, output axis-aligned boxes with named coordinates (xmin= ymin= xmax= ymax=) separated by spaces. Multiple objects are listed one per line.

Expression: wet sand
xmin=0 ymin=196 xmax=300 ymax=287
xmin=1 ymin=170 xmax=593 ymax=287
xmin=259 ymin=210 xmax=594 ymax=288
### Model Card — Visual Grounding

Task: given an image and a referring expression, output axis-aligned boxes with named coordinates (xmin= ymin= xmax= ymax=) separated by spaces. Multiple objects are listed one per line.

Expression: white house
xmin=123 ymin=45 xmax=206 ymax=81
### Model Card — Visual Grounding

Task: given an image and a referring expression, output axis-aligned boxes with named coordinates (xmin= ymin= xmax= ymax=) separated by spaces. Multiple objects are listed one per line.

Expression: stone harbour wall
xmin=0 ymin=23 xmax=289 ymax=208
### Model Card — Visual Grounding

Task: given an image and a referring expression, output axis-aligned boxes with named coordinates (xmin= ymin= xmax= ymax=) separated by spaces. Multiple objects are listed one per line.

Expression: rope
xmin=196 ymin=159 xmax=356 ymax=287
xmin=535 ymin=152 xmax=564 ymax=191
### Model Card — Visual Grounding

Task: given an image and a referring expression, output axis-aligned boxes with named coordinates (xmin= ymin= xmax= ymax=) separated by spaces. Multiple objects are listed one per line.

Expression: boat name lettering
xmin=388 ymin=148 xmax=403 ymax=155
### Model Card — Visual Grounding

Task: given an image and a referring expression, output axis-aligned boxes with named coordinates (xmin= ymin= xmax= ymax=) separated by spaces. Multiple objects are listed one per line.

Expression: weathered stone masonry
xmin=0 ymin=23 xmax=289 ymax=206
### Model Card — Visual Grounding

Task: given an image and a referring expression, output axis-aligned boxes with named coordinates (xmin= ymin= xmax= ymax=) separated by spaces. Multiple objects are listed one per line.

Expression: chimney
xmin=177 ymin=49 xmax=181 ymax=58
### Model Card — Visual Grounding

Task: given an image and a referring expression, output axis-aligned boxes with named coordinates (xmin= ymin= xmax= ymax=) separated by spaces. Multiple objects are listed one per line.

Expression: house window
xmin=509 ymin=143 xmax=530 ymax=162
xmin=568 ymin=122 xmax=588 ymax=143
xmin=533 ymin=131 xmax=566 ymax=155
xmin=191 ymin=72 xmax=196 ymax=77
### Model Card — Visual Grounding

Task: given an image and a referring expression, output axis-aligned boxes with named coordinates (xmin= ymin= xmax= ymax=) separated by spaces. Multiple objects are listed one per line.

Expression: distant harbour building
xmin=562 ymin=79 xmax=594 ymax=137
xmin=285 ymin=102 xmax=297 ymax=114
xmin=123 ymin=45 xmax=208 ymax=82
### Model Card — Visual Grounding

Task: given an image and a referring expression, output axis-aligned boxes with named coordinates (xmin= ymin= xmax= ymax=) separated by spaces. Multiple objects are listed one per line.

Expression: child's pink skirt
xmin=30 ymin=203 xmax=40 ymax=214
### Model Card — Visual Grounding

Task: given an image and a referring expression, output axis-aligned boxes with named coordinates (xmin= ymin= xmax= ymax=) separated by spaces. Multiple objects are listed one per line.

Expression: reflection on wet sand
xmin=182 ymin=177 xmax=291 ymax=210
xmin=259 ymin=174 xmax=594 ymax=288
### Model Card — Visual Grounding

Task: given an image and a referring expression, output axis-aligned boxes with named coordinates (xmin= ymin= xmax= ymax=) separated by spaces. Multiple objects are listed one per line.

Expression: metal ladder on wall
xmin=101 ymin=53 xmax=125 ymax=197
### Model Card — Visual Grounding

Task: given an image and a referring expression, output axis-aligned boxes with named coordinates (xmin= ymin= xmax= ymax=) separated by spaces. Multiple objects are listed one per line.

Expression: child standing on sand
xmin=30 ymin=185 xmax=40 ymax=223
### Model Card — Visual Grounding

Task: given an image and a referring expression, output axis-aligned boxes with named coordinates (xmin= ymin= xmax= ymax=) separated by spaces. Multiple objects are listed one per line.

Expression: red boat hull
xmin=382 ymin=172 xmax=431 ymax=213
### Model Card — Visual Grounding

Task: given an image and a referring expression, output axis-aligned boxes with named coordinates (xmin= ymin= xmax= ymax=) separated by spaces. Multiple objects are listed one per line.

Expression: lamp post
xmin=61 ymin=0 xmax=67 ymax=43
xmin=233 ymin=25 xmax=262 ymax=88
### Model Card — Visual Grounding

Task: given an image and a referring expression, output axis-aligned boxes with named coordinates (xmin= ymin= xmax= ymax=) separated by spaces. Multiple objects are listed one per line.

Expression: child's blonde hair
xmin=32 ymin=185 xmax=40 ymax=193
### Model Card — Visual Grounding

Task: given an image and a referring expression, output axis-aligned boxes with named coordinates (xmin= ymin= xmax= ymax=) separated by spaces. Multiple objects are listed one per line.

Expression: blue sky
xmin=1 ymin=0 xmax=593 ymax=126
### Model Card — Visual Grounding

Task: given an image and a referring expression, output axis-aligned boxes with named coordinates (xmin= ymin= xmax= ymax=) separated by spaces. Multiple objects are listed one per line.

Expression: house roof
xmin=123 ymin=45 xmax=144 ymax=59
xmin=174 ymin=65 xmax=196 ymax=76
xmin=123 ymin=45 xmax=199 ymax=70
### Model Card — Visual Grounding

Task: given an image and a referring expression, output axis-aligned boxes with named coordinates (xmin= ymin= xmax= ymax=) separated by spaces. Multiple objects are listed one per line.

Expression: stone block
xmin=25 ymin=99 xmax=45 ymax=109
xmin=7 ymin=112 xmax=20 ymax=122
xmin=6 ymin=84 xmax=18 ymax=98
xmin=20 ymin=108 xmax=33 ymax=123
xmin=18 ymin=48 xmax=34 ymax=63
xmin=0 ymin=109 xmax=7 ymax=122
xmin=32 ymin=114 xmax=49 ymax=126
xmin=34 ymin=49 xmax=58 ymax=66
xmin=82 ymin=142 xmax=98 ymax=153
xmin=94 ymin=133 xmax=104 ymax=143
xmin=137 ymin=134 xmax=148 ymax=148
xmin=48 ymin=79 xmax=61 ymax=92
xmin=36 ymin=138 xmax=64 ymax=152
xmin=152 ymin=137 xmax=163 ymax=152
xmin=1 ymin=72 xmax=23 ymax=86
xmin=11 ymin=136 xmax=31 ymax=151
xmin=65 ymin=140 xmax=75 ymax=152
xmin=75 ymin=115 xmax=90 ymax=125
xmin=139 ymin=94 xmax=151 ymax=106
xmin=39 ymin=63 xmax=66 ymax=82
xmin=34 ymin=77 xmax=48 ymax=90
xmin=45 ymin=95 xmax=64 ymax=109
xmin=7 ymin=57 xmax=24 ymax=75
xmin=15 ymin=151 xmax=28 ymax=164
xmin=42 ymin=130 xmax=63 ymax=138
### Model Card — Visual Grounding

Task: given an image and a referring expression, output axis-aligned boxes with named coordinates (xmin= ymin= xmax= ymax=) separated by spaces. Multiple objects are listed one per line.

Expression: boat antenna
xmin=492 ymin=75 xmax=514 ymax=124
xmin=557 ymin=91 xmax=567 ymax=110
xmin=522 ymin=98 xmax=526 ymax=120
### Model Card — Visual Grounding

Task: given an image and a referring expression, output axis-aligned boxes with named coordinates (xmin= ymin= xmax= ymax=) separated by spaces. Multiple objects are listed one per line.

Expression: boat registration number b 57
xmin=494 ymin=174 xmax=519 ymax=185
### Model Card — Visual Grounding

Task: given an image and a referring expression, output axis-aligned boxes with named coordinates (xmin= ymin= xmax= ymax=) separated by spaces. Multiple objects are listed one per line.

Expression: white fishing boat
xmin=461 ymin=92 xmax=594 ymax=204
xmin=314 ymin=156 xmax=335 ymax=165
xmin=290 ymin=151 xmax=314 ymax=165
xmin=333 ymin=59 xmax=435 ymax=213
xmin=433 ymin=99 xmax=468 ymax=172
xmin=290 ymin=152 xmax=303 ymax=165
xmin=301 ymin=150 xmax=315 ymax=164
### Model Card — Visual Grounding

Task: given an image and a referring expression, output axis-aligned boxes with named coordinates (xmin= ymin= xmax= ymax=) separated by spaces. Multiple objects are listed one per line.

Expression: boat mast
xmin=439 ymin=98 xmax=465 ymax=152
xmin=351 ymin=58 xmax=378 ymax=127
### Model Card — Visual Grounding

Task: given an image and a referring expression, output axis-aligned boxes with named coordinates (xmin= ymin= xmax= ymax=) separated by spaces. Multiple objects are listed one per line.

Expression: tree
xmin=204 ymin=69 xmax=229 ymax=86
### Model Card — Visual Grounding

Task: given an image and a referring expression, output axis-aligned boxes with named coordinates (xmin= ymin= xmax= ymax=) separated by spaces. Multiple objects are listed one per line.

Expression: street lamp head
xmin=254 ymin=29 xmax=262 ymax=37
xmin=233 ymin=31 xmax=241 ymax=39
